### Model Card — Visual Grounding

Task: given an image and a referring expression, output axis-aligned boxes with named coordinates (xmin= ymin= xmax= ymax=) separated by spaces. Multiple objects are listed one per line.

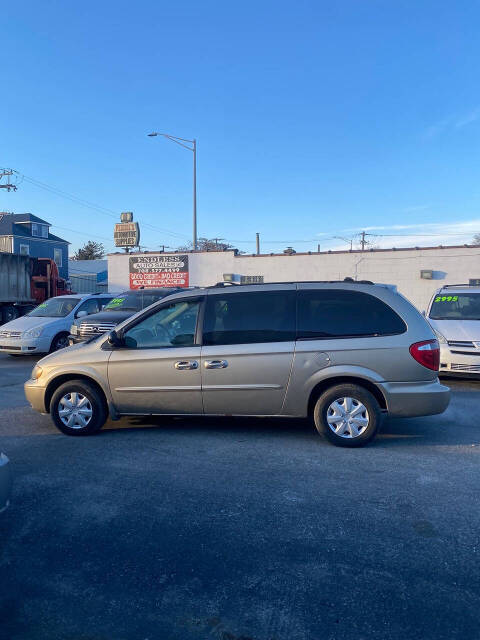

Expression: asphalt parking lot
xmin=0 ymin=353 xmax=480 ymax=640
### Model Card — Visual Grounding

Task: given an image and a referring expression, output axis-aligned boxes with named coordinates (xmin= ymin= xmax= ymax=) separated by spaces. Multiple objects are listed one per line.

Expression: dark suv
xmin=68 ymin=289 xmax=180 ymax=345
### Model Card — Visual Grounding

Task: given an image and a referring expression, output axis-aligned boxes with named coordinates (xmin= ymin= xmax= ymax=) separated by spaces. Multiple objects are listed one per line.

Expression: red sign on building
xmin=129 ymin=255 xmax=189 ymax=289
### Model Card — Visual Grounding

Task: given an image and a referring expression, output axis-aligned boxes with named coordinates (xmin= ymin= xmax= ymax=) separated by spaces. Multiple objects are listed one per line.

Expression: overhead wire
xmin=7 ymin=170 xmax=478 ymax=250
xmin=13 ymin=170 xmax=191 ymax=242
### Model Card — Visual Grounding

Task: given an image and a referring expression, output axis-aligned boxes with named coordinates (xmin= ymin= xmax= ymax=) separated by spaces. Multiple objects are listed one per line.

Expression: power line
xmin=50 ymin=225 xmax=113 ymax=243
xmin=225 ymin=230 xmax=479 ymax=245
xmin=12 ymin=170 xmax=191 ymax=242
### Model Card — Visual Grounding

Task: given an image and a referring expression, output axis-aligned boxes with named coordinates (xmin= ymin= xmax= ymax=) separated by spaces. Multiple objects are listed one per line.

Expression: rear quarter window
xmin=297 ymin=289 xmax=406 ymax=338
xmin=203 ymin=290 xmax=296 ymax=345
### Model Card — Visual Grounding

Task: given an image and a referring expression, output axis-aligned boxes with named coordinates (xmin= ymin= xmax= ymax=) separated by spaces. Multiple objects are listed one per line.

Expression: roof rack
xmin=208 ymin=278 xmax=375 ymax=289
xmin=441 ymin=284 xmax=475 ymax=289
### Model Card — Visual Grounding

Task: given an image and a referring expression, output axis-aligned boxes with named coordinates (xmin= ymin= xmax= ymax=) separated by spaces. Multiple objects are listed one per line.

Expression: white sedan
xmin=0 ymin=294 xmax=113 ymax=355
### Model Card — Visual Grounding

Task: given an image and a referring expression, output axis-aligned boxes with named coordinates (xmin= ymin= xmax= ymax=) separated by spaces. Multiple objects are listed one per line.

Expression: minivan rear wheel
xmin=313 ymin=383 xmax=381 ymax=447
xmin=50 ymin=380 xmax=107 ymax=436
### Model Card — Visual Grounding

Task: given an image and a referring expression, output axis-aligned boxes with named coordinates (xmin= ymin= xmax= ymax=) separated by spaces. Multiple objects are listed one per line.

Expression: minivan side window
xmin=123 ymin=299 xmax=200 ymax=349
xmin=297 ymin=289 xmax=406 ymax=339
xmin=203 ymin=291 xmax=296 ymax=346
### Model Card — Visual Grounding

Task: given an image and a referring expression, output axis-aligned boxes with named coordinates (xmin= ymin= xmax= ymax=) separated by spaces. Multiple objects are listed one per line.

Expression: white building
xmin=108 ymin=245 xmax=480 ymax=311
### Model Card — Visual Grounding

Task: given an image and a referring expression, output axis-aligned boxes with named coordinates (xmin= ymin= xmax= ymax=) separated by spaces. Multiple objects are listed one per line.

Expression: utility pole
xmin=0 ymin=169 xmax=17 ymax=191
xmin=256 ymin=233 xmax=260 ymax=255
xmin=212 ymin=237 xmax=225 ymax=249
xmin=360 ymin=231 xmax=367 ymax=251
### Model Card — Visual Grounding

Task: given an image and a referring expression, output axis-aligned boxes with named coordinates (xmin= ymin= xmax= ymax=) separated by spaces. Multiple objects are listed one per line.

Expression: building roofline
xmin=107 ymin=244 xmax=480 ymax=258
xmin=10 ymin=234 xmax=70 ymax=245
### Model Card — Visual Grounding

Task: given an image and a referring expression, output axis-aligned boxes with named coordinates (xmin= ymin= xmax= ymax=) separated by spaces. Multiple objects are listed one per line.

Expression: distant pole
xmin=256 ymin=233 xmax=260 ymax=255
xmin=360 ymin=231 xmax=367 ymax=251
xmin=193 ymin=139 xmax=197 ymax=250
xmin=212 ymin=238 xmax=224 ymax=249
xmin=317 ymin=244 xmax=321 ymax=253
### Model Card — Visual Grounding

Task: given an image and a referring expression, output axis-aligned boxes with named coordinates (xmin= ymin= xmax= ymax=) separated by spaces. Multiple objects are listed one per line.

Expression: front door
xmin=200 ymin=288 xmax=296 ymax=415
xmin=108 ymin=298 xmax=203 ymax=414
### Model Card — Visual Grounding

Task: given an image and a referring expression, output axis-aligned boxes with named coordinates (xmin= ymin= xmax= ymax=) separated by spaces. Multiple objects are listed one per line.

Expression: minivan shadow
xmin=100 ymin=411 xmax=477 ymax=448
xmin=104 ymin=415 xmax=315 ymax=440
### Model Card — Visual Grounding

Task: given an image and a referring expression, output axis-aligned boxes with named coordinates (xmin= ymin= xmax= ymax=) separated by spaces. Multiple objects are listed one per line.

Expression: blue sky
xmin=2 ymin=0 xmax=480 ymax=254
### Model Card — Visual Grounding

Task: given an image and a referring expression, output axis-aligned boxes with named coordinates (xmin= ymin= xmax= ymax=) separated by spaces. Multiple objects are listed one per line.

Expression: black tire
xmin=2 ymin=305 xmax=20 ymax=323
xmin=50 ymin=380 xmax=107 ymax=436
xmin=313 ymin=383 xmax=381 ymax=448
xmin=50 ymin=332 xmax=70 ymax=352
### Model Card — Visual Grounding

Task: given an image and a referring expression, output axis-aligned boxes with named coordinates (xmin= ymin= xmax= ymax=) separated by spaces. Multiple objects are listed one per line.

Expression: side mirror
xmin=76 ymin=310 xmax=88 ymax=318
xmin=107 ymin=329 xmax=124 ymax=347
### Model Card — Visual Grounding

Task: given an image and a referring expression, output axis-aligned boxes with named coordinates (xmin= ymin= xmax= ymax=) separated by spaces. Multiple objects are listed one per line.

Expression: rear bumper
xmin=379 ymin=379 xmax=450 ymax=418
xmin=0 ymin=453 xmax=12 ymax=514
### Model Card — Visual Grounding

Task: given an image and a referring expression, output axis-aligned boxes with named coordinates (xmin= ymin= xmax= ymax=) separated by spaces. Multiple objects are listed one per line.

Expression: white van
xmin=426 ymin=285 xmax=480 ymax=376
xmin=0 ymin=294 xmax=113 ymax=355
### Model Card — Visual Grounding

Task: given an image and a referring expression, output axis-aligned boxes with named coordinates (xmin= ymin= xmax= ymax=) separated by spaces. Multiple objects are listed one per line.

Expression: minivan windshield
xmin=103 ymin=292 xmax=170 ymax=312
xmin=429 ymin=293 xmax=480 ymax=320
xmin=28 ymin=297 xmax=81 ymax=318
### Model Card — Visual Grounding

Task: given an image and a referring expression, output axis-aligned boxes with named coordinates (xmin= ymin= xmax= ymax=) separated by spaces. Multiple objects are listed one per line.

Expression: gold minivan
xmin=25 ymin=281 xmax=450 ymax=447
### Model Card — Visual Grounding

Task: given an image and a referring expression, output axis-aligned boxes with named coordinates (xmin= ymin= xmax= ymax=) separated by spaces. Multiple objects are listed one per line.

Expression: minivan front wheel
xmin=313 ymin=383 xmax=381 ymax=447
xmin=50 ymin=380 xmax=107 ymax=436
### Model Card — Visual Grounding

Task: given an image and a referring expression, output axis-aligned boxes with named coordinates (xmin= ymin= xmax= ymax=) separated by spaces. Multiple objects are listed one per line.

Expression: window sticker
xmin=434 ymin=295 xmax=458 ymax=303
xmin=107 ymin=297 xmax=126 ymax=307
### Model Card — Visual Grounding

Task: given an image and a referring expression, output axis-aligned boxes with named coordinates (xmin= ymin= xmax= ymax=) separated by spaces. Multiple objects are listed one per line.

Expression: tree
xmin=176 ymin=237 xmax=240 ymax=252
xmin=72 ymin=241 xmax=105 ymax=260
xmin=473 ymin=233 xmax=480 ymax=246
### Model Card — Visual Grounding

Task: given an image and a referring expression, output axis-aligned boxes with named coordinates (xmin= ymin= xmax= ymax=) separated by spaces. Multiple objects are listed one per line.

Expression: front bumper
xmin=0 ymin=453 xmax=12 ymax=514
xmin=68 ymin=334 xmax=87 ymax=346
xmin=0 ymin=335 xmax=52 ymax=355
xmin=379 ymin=379 xmax=450 ymax=418
xmin=24 ymin=379 xmax=48 ymax=413
xmin=438 ymin=344 xmax=480 ymax=376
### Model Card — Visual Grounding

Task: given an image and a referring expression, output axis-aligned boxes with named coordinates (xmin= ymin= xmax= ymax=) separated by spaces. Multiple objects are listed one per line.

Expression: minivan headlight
xmin=433 ymin=329 xmax=447 ymax=344
xmin=31 ymin=365 xmax=43 ymax=380
xmin=23 ymin=327 xmax=44 ymax=339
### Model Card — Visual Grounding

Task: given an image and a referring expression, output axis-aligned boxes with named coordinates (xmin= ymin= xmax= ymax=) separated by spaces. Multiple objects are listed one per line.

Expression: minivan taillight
xmin=409 ymin=339 xmax=440 ymax=371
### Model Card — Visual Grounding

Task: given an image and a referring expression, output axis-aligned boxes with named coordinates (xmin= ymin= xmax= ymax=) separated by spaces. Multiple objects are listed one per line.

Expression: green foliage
xmin=72 ymin=241 xmax=105 ymax=260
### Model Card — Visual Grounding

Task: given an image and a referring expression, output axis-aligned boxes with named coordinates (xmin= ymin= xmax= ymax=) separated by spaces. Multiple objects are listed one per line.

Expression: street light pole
xmin=148 ymin=132 xmax=198 ymax=250
xmin=193 ymin=138 xmax=197 ymax=251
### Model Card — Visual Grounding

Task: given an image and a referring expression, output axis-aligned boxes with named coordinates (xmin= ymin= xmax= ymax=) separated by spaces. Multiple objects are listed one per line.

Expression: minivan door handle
xmin=174 ymin=360 xmax=199 ymax=370
xmin=204 ymin=359 xmax=228 ymax=369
